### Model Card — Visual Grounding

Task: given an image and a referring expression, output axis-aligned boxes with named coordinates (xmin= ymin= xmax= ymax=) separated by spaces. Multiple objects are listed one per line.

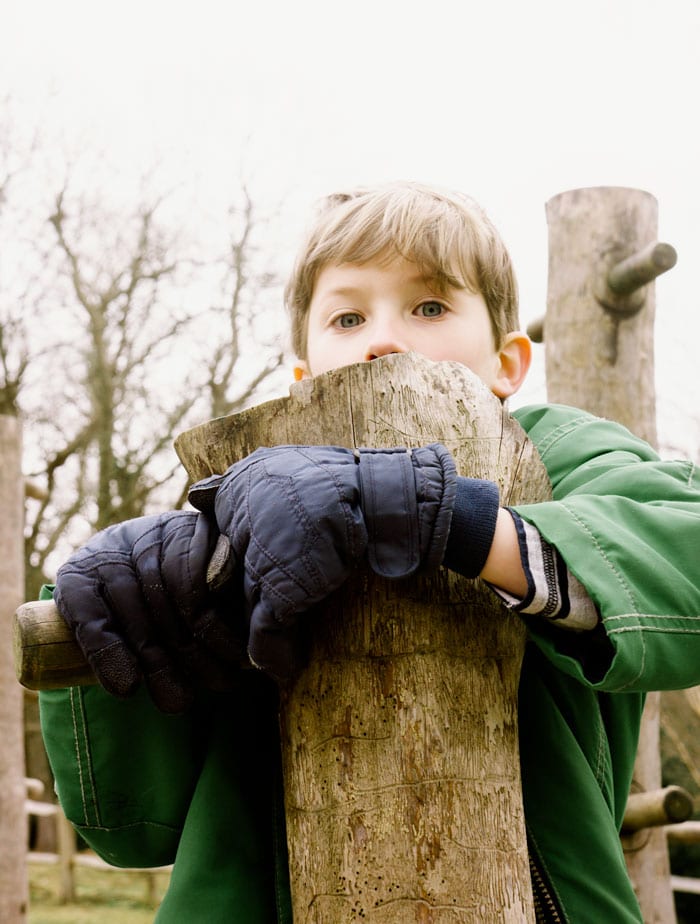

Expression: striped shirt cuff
xmin=488 ymin=510 xmax=599 ymax=632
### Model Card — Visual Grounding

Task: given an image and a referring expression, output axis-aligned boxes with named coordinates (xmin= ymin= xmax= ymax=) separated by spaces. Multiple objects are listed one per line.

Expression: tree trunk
xmin=0 ymin=415 xmax=28 ymax=923
xmin=544 ymin=187 xmax=674 ymax=923
xmin=176 ymin=352 xmax=551 ymax=922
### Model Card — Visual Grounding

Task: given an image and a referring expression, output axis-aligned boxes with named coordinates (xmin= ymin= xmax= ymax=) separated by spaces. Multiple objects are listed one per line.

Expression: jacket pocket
xmin=40 ymin=683 xmax=202 ymax=868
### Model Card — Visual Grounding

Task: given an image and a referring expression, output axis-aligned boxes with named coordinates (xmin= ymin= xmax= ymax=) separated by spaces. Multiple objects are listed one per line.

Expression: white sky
xmin=3 ymin=0 xmax=699 ymax=455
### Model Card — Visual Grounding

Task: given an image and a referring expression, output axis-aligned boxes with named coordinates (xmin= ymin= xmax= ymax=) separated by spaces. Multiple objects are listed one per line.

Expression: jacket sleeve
xmin=511 ymin=404 xmax=700 ymax=693
xmin=38 ymin=589 xmax=203 ymax=868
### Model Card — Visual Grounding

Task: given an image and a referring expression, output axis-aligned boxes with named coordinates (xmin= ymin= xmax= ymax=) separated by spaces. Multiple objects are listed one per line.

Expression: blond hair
xmin=285 ymin=181 xmax=520 ymax=360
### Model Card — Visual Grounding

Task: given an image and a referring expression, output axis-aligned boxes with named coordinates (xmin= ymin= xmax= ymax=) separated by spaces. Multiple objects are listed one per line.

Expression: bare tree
xmin=1 ymin=106 xmax=289 ymax=864
xmin=203 ymin=188 xmax=284 ymax=420
xmin=0 ymin=317 xmax=27 ymax=416
xmin=19 ymin=179 xmax=288 ymax=599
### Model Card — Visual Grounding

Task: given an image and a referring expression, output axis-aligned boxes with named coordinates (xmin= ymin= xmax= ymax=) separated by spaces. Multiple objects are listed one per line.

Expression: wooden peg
xmin=596 ymin=241 xmax=677 ymax=318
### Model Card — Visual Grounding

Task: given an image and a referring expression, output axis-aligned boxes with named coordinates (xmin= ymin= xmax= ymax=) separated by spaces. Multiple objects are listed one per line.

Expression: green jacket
xmin=39 ymin=404 xmax=700 ymax=922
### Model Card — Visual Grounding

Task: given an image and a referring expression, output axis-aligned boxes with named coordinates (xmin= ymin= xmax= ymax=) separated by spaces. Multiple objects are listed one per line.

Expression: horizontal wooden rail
xmin=14 ymin=599 xmax=96 ymax=690
xmin=621 ymin=786 xmax=693 ymax=834
xmin=671 ymin=875 xmax=700 ymax=896
xmin=666 ymin=821 xmax=700 ymax=845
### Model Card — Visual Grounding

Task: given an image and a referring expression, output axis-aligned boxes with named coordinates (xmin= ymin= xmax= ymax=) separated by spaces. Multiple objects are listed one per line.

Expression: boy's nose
xmin=364 ymin=336 xmax=410 ymax=362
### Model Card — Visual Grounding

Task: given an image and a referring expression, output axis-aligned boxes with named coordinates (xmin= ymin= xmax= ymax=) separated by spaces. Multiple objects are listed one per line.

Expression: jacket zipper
xmin=529 ymin=850 xmax=565 ymax=924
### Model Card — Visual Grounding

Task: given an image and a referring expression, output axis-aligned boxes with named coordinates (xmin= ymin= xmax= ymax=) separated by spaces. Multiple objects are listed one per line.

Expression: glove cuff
xmin=358 ymin=443 xmax=458 ymax=578
xmin=410 ymin=443 xmax=458 ymax=572
xmin=358 ymin=447 xmax=420 ymax=578
xmin=442 ymin=477 xmax=500 ymax=578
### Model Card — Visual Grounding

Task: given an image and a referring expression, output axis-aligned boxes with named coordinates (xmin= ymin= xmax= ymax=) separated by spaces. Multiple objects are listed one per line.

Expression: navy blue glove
xmin=188 ymin=444 xmax=458 ymax=681
xmin=54 ymin=510 xmax=244 ymax=713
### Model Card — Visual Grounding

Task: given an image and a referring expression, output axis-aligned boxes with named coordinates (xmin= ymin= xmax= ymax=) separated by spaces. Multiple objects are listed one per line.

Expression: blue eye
xmin=416 ymin=300 xmax=445 ymax=318
xmin=335 ymin=313 xmax=363 ymax=328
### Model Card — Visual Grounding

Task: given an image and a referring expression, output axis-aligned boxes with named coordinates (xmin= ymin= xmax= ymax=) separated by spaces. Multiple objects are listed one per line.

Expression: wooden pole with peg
xmin=542 ymin=186 xmax=681 ymax=923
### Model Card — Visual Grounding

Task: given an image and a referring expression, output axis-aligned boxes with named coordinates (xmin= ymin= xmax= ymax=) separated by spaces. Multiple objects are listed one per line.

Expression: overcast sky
xmin=3 ymin=0 xmax=699 ymax=455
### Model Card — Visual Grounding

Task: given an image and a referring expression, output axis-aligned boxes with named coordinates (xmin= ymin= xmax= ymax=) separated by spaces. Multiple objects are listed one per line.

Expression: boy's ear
xmin=293 ymin=361 xmax=311 ymax=382
xmin=491 ymin=332 xmax=532 ymax=399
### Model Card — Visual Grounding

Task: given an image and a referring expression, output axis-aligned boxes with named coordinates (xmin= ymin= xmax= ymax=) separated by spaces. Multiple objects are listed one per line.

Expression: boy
xmin=41 ymin=183 xmax=700 ymax=922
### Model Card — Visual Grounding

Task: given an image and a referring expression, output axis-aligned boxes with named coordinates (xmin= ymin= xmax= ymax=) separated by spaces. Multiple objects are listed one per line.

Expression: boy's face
xmin=295 ymin=255 xmax=530 ymax=399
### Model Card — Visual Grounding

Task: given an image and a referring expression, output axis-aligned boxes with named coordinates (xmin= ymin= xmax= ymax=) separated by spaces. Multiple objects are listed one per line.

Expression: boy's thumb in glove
xmin=188 ymin=475 xmax=238 ymax=590
xmin=246 ymin=597 xmax=306 ymax=681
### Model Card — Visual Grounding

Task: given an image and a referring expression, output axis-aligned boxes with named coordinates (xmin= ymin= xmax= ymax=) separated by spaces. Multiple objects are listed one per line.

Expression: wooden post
xmin=14 ymin=354 xmax=551 ymax=919
xmin=56 ymin=809 xmax=76 ymax=903
xmin=544 ymin=187 xmax=674 ymax=923
xmin=174 ymin=352 xmax=550 ymax=922
xmin=544 ymin=186 xmax=660 ymax=446
xmin=0 ymin=415 xmax=28 ymax=923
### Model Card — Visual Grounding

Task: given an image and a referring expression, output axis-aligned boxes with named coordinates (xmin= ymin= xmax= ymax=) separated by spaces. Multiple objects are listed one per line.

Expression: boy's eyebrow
xmin=319 ymin=285 xmax=365 ymax=298
xmin=318 ymin=272 xmax=442 ymax=299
